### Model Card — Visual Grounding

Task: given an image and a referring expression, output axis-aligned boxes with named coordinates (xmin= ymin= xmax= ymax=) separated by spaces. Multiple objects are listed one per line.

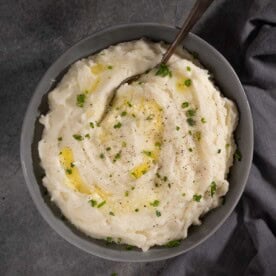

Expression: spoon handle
xmin=161 ymin=0 xmax=214 ymax=64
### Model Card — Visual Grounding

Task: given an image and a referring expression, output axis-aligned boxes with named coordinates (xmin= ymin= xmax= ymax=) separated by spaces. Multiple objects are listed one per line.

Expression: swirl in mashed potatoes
xmin=39 ymin=39 xmax=238 ymax=251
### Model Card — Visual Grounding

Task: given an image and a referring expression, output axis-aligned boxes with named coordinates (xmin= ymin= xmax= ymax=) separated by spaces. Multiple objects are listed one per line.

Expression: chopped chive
xmin=176 ymin=126 xmax=180 ymax=131
xmin=122 ymin=141 xmax=127 ymax=147
xmin=155 ymin=63 xmax=172 ymax=77
xmin=193 ymin=194 xmax=202 ymax=202
xmin=88 ymin=199 xmax=97 ymax=207
xmin=107 ymin=65 xmax=113 ymax=69
xmin=126 ymin=101 xmax=132 ymax=107
xmin=99 ymin=153 xmax=105 ymax=159
xmin=125 ymin=245 xmax=133 ymax=250
xmin=106 ymin=237 xmax=113 ymax=244
xmin=217 ymin=149 xmax=221 ymax=154
xmin=125 ymin=191 xmax=129 ymax=197
xmin=76 ymin=93 xmax=86 ymax=107
xmin=85 ymin=133 xmax=90 ymax=138
xmin=113 ymin=122 xmax=122 ymax=129
xmin=181 ymin=102 xmax=189 ymax=108
xmin=186 ymin=109 xmax=196 ymax=117
xmin=66 ymin=168 xmax=72 ymax=175
xmin=165 ymin=239 xmax=181 ymax=248
xmin=73 ymin=134 xmax=83 ymax=141
xmin=142 ymin=150 xmax=152 ymax=157
xmin=187 ymin=118 xmax=196 ymax=126
xmin=210 ymin=181 xmax=217 ymax=197
xmin=121 ymin=111 xmax=127 ymax=117
xmin=163 ymin=176 xmax=168 ymax=182
xmin=146 ymin=114 xmax=154 ymax=120
xmin=184 ymin=79 xmax=192 ymax=87
xmin=97 ymin=201 xmax=106 ymax=208
xmin=89 ymin=122 xmax=94 ymax=128
xmin=150 ymin=200 xmax=160 ymax=207
xmin=106 ymin=147 xmax=111 ymax=151
xmin=58 ymin=136 xmax=62 ymax=141
xmin=188 ymin=148 xmax=193 ymax=152
xmin=135 ymin=208 xmax=139 ymax=212
xmin=109 ymin=211 xmax=115 ymax=216
xmin=155 ymin=210 xmax=161 ymax=217
xmin=186 ymin=66 xmax=191 ymax=72
xmin=201 ymin=117 xmax=206 ymax=123
xmin=113 ymin=151 xmax=122 ymax=162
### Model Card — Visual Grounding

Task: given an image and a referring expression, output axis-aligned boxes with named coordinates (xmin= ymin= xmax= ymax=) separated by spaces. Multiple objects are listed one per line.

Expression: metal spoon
xmin=99 ymin=0 xmax=214 ymax=123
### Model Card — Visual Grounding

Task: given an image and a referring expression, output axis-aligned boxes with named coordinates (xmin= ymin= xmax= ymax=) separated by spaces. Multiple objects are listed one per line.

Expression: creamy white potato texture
xmin=39 ymin=40 xmax=238 ymax=251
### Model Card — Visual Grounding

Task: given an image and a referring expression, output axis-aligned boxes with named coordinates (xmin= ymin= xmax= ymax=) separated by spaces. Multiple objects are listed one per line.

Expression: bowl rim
xmin=20 ymin=22 xmax=254 ymax=262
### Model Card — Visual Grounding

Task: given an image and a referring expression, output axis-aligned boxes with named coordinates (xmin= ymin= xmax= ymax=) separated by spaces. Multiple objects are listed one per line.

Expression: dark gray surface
xmin=1 ymin=0 xmax=275 ymax=275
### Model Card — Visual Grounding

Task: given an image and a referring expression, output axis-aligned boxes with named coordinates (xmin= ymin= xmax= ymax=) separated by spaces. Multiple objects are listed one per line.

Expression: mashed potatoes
xmin=39 ymin=39 xmax=238 ymax=251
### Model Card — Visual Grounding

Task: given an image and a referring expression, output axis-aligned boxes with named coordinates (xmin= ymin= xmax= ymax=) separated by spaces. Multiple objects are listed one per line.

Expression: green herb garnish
xmin=109 ymin=211 xmax=115 ymax=216
xmin=99 ymin=153 xmax=105 ymax=159
xmin=181 ymin=102 xmax=189 ymax=108
xmin=66 ymin=168 xmax=72 ymax=175
xmin=88 ymin=199 xmax=97 ymax=207
xmin=217 ymin=149 xmax=221 ymax=154
xmin=58 ymin=136 xmax=62 ymax=141
xmin=142 ymin=150 xmax=152 ymax=157
xmin=125 ymin=245 xmax=133 ymax=250
xmin=125 ymin=191 xmax=129 ymax=197
xmin=201 ymin=117 xmax=206 ymax=123
xmin=106 ymin=147 xmax=111 ymax=151
xmin=135 ymin=208 xmax=139 ymax=212
xmin=85 ymin=133 xmax=90 ymax=139
xmin=113 ymin=122 xmax=122 ymax=129
xmin=122 ymin=141 xmax=127 ymax=147
xmin=126 ymin=101 xmax=132 ymax=107
xmin=107 ymin=65 xmax=113 ymax=69
xmin=156 ymin=210 xmax=161 ymax=217
xmin=155 ymin=63 xmax=172 ymax=77
xmin=186 ymin=66 xmax=191 ymax=72
xmin=188 ymin=148 xmax=193 ymax=152
xmin=193 ymin=194 xmax=202 ymax=202
xmin=121 ymin=111 xmax=127 ymax=117
xmin=184 ymin=79 xmax=192 ymax=87
xmin=76 ymin=93 xmax=86 ymax=107
xmin=210 ymin=181 xmax=217 ymax=197
xmin=97 ymin=201 xmax=106 ymax=208
xmin=186 ymin=109 xmax=196 ymax=117
xmin=187 ymin=118 xmax=196 ymax=126
xmin=89 ymin=122 xmax=94 ymax=128
xmin=176 ymin=126 xmax=180 ymax=131
xmin=113 ymin=151 xmax=121 ymax=162
xmin=73 ymin=134 xmax=83 ymax=141
xmin=146 ymin=114 xmax=154 ymax=121
xmin=165 ymin=239 xmax=181 ymax=248
xmin=150 ymin=200 xmax=160 ymax=207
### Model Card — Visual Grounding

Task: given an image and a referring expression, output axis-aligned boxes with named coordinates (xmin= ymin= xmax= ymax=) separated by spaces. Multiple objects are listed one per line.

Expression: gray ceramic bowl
xmin=20 ymin=23 xmax=253 ymax=262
